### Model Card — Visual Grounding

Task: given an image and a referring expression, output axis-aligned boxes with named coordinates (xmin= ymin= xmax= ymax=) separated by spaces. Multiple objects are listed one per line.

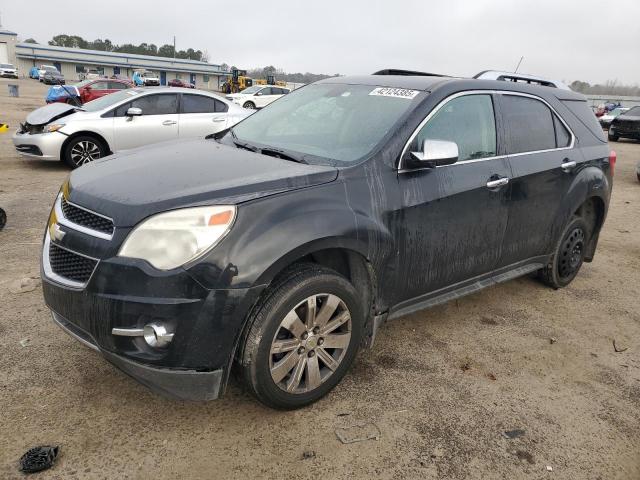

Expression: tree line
xmin=570 ymin=80 xmax=640 ymax=97
xmin=25 ymin=35 xmax=208 ymax=62
xmin=244 ymin=65 xmax=340 ymax=84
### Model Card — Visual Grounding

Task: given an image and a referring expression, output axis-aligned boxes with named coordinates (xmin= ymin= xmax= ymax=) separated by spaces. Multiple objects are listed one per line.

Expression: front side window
xmin=502 ymin=95 xmax=556 ymax=154
xmin=90 ymin=82 xmax=110 ymax=90
xmin=114 ymin=94 xmax=178 ymax=116
xmin=410 ymin=94 xmax=497 ymax=161
xmin=258 ymin=87 xmax=273 ymax=96
xmin=625 ymin=106 xmax=640 ymax=116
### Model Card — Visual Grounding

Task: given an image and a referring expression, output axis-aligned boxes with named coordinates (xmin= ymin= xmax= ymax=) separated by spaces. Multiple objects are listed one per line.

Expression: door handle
xmin=212 ymin=117 xmax=226 ymax=123
xmin=486 ymin=177 xmax=509 ymax=189
xmin=561 ymin=160 xmax=577 ymax=172
xmin=162 ymin=120 xmax=177 ymax=126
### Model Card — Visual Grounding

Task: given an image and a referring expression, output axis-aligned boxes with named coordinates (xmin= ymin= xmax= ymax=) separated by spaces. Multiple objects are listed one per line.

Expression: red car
xmin=50 ymin=78 xmax=134 ymax=105
xmin=168 ymin=78 xmax=195 ymax=88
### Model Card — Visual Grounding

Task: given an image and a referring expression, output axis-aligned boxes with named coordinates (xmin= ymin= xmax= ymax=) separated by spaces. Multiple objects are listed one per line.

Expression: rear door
xmin=496 ymin=93 xmax=578 ymax=266
xmin=396 ymin=92 xmax=512 ymax=300
xmin=112 ymin=93 xmax=180 ymax=150
xmin=179 ymin=93 xmax=230 ymax=138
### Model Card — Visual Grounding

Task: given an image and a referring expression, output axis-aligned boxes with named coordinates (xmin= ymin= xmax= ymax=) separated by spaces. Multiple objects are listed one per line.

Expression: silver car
xmin=13 ymin=88 xmax=252 ymax=168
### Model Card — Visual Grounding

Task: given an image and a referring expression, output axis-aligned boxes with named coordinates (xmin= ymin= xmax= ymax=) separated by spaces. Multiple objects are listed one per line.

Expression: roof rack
xmin=373 ymin=69 xmax=450 ymax=78
xmin=473 ymin=70 xmax=570 ymax=90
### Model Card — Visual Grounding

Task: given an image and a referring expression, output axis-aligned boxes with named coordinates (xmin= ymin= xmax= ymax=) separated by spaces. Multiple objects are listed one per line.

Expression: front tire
xmin=608 ymin=132 xmax=619 ymax=142
xmin=539 ymin=216 xmax=590 ymax=289
xmin=62 ymin=135 xmax=107 ymax=169
xmin=240 ymin=264 xmax=364 ymax=409
xmin=243 ymin=101 xmax=256 ymax=109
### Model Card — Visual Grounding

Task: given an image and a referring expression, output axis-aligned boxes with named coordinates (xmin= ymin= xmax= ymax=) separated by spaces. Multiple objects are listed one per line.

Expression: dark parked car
xmin=608 ymin=106 xmax=640 ymax=142
xmin=168 ymin=78 xmax=195 ymax=88
xmin=43 ymin=70 xmax=65 ymax=85
xmin=42 ymin=70 xmax=613 ymax=409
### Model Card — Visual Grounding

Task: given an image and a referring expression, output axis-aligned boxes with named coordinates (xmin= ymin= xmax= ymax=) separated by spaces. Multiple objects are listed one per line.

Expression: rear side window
xmin=90 ymin=82 xmax=109 ymax=90
xmin=182 ymin=95 xmax=229 ymax=113
xmin=260 ymin=87 xmax=273 ymax=95
xmin=411 ymin=94 xmax=497 ymax=161
xmin=108 ymin=81 xmax=129 ymax=90
xmin=502 ymin=95 xmax=556 ymax=154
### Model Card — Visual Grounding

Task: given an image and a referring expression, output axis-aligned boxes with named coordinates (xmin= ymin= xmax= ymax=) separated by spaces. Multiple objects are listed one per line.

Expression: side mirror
xmin=409 ymin=139 xmax=458 ymax=168
xmin=255 ymin=92 xmax=263 ymax=96
xmin=126 ymin=107 xmax=142 ymax=117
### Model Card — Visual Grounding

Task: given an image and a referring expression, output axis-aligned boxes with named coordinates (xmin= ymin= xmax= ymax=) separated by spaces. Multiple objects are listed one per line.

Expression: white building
xmin=10 ymin=40 xmax=228 ymax=90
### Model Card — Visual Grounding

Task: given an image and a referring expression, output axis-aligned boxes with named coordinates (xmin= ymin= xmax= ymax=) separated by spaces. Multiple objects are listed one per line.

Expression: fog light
xmin=143 ymin=322 xmax=174 ymax=348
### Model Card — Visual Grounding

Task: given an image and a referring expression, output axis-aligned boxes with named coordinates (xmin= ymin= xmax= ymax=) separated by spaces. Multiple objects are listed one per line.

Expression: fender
xmin=549 ymin=164 xmax=610 ymax=256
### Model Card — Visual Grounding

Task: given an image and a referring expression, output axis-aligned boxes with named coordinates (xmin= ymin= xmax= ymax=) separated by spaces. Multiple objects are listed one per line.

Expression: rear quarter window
xmin=561 ymin=100 xmax=606 ymax=143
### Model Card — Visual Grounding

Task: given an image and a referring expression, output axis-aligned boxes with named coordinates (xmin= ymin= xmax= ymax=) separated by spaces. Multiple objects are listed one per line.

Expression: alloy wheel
xmin=70 ymin=140 xmax=101 ymax=166
xmin=269 ymin=293 xmax=351 ymax=394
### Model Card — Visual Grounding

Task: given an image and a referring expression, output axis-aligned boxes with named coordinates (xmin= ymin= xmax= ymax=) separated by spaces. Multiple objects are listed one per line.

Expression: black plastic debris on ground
xmin=19 ymin=446 xmax=59 ymax=473
xmin=0 ymin=207 xmax=6 ymax=230
xmin=503 ymin=429 xmax=526 ymax=439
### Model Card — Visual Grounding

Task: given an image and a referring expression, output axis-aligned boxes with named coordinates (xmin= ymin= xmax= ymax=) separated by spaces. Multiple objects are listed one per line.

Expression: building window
xmin=75 ymin=65 xmax=85 ymax=73
xmin=176 ymin=74 xmax=182 ymax=80
xmin=203 ymin=75 xmax=210 ymax=83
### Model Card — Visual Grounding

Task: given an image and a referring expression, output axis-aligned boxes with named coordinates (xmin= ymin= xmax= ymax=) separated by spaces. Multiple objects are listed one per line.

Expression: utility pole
xmin=173 ymin=36 xmax=176 ymax=60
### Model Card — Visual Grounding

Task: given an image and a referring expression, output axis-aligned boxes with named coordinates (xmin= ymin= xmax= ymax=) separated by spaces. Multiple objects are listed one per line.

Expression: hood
xmin=26 ymin=103 xmax=80 ymax=126
xmin=67 ymin=139 xmax=338 ymax=227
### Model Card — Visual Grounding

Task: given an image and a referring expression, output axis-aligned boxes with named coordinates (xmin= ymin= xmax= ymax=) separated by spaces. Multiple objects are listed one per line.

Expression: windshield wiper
xmin=260 ymin=147 xmax=307 ymax=164
xmin=230 ymin=130 xmax=258 ymax=152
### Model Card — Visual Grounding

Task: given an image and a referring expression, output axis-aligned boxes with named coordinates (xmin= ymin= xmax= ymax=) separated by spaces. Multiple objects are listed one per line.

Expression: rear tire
xmin=538 ymin=216 xmax=590 ymax=289
xmin=239 ymin=264 xmax=363 ymax=410
xmin=62 ymin=135 xmax=107 ymax=169
xmin=243 ymin=101 xmax=256 ymax=109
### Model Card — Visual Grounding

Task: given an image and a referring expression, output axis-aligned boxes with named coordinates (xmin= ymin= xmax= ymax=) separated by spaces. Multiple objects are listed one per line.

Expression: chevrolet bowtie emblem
xmin=51 ymin=223 xmax=66 ymax=242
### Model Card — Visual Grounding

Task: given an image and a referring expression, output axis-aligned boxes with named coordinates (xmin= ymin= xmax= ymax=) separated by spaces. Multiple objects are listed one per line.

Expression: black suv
xmin=42 ymin=70 xmax=614 ymax=409
xmin=608 ymin=105 xmax=640 ymax=142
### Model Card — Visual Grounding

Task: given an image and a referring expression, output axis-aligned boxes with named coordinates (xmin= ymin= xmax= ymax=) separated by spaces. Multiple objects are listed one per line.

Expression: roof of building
xmin=15 ymin=42 xmax=228 ymax=75
xmin=0 ymin=29 xmax=18 ymax=36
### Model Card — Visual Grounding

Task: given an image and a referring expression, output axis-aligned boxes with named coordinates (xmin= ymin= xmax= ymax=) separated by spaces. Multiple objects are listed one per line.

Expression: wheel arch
xmin=60 ymin=130 xmax=112 ymax=160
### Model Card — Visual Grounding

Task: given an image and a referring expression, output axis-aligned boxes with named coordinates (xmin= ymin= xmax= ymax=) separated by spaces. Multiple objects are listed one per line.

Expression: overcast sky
xmin=3 ymin=0 xmax=639 ymax=84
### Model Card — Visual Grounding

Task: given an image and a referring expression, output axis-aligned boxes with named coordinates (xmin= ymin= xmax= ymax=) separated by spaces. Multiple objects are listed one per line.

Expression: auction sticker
xmin=369 ymin=87 xmax=420 ymax=99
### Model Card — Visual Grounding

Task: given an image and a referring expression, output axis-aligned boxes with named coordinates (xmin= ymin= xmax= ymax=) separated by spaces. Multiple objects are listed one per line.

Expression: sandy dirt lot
xmin=0 ymin=78 xmax=638 ymax=479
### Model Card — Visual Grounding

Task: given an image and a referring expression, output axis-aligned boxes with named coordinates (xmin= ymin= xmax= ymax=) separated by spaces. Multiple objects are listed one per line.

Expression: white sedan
xmin=226 ymin=85 xmax=290 ymax=109
xmin=13 ymin=88 xmax=252 ymax=168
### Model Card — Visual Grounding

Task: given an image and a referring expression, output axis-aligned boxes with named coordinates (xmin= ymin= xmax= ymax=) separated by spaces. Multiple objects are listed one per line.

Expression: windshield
xmin=608 ymin=108 xmax=626 ymax=117
xmin=624 ymin=106 xmax=640 ymax=116
xmin=44 ymin=67 xmax=59 ymax=72
xmin=240 ymin=86 xmax=262 ymax=95
xmin=231 ymin=83 xmax=422 ymax=166
xmin=81 ymin=89 xmax=141 ymax=112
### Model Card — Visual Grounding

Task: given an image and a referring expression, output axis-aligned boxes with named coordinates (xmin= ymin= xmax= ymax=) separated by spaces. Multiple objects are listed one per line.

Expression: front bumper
xmin=12 ymin=130 xmax=65 ymax=160
xmin=0 ymin=72 xmax=18 ymax=78
xmin=52 ymin=312 xmax=224 ymax=400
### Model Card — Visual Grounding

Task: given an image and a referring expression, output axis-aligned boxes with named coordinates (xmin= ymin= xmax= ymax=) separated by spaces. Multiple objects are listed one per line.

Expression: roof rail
xmin=473 ymin=70 xmax=571 ymax=90
xmin=373 ymin=69 xmax=449 ymax=78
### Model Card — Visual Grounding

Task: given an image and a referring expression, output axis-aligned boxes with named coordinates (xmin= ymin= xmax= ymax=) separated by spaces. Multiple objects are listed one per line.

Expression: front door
xmin=496 ymin=93 xmax=580 ymax=266
xmin=112 ymin=93 xmax=180 ymax=151
xmin=113 ymin=66 xmax=121 ymax=75
xmin=190 ymin=73 xmax=196 ymax=86
xmin=160 ymin=71 xmax=167 ymax=86
xmin=395 ymin=93 xmax=512 ymax=301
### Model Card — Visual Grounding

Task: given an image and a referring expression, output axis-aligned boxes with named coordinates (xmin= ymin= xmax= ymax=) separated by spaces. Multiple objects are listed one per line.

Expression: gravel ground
xmin=0 ymin=78 xmax=638 ymax=480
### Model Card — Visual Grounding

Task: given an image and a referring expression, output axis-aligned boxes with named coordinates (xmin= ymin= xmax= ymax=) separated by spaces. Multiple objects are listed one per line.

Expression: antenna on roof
xmin=514 ymin=56 xmax=524 ymax=73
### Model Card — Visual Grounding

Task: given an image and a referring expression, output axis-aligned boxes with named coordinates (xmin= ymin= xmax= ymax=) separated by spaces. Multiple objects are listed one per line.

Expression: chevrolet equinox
xmin=42 ymin=70 xmax=614 ymax=409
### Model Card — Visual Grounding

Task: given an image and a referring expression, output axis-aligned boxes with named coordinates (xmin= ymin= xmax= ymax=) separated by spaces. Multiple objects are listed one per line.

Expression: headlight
xmin=118 ymin=205 xmax=236 ymax=270
xmin=45 ymin=124 xmax=65 ymax=133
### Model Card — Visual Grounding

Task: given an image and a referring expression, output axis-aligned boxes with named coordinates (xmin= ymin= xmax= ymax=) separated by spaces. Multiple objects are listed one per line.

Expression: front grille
xmin=614 ymin=120 xmax=640 ymax=132
xmin=61 ymin=197 xmax=114 ymax=235
xmin=48 ymin=242 xmax=98 ymax=284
